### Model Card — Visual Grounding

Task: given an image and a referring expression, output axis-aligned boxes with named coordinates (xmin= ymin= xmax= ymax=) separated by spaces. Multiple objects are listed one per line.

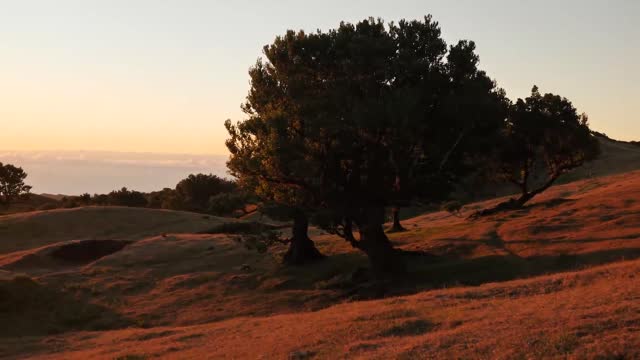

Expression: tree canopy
xmin=107 ymin=187 xmax=148 ymax=207
xmin=490 ymin=86 xmax=600 ymax=208
xmin=225 ymin=16 xmax=508 ymax=275
xmin=175 ymin=174 xmax=237 ymax=212
xmin=0 ymin=163 xmax=32 ymax=206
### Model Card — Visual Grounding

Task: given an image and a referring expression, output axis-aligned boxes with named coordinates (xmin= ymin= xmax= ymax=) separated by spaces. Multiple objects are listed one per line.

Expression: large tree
xmin=226 ymin=16 xmax=506 ymax=275
xmin=0 ymin=163 xmax=32 ymax=206
xmin=491 ymin=86 xmax=599 ymax=208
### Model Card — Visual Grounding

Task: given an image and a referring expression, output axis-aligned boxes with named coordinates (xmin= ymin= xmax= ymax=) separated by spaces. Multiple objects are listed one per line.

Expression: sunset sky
xmin=1 ymin=1 xmax=637 ymax=192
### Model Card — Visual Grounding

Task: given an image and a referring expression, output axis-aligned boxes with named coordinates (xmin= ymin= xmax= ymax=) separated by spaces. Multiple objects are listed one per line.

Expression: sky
xmin=0 ymin=150 xmax=227 ymax=194
xmin=0 ymin=0 xmax=638 ymax=193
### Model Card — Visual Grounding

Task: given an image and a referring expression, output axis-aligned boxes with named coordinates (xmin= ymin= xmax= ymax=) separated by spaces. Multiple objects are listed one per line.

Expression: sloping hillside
xmin=1 ymin=171 xmax=640 ymax=358
xmin=12 ymin=258 xmax=639 ymax=359
xmin=0 ymin=194 xmax=58 ymax=216
xmin=0 ymin=206 xmax=236 ymax=254
xmin=565 ymin=136 xmax=640 ymax=180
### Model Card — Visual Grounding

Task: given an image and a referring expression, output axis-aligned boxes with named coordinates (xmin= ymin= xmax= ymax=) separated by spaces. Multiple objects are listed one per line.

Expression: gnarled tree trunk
xmin=515 ymin=172 xmax=560 ymax=207
xmin=282 ymin=209 xmax=324 ymax=265
xmin=388 ymin=206 xmax=405 ymax=232
xmin=358 ymin=207 xmax=406 ymax=278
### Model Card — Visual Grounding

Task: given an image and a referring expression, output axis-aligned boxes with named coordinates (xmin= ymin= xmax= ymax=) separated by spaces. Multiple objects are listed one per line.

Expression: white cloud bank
xmin=0 ymin=150 xmax=229 ymax=195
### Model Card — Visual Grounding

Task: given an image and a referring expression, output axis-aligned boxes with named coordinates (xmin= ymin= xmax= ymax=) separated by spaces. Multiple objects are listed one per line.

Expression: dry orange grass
xmin=4 ymin=259 xmax=638 ymax=359
xmin=2 ymin=170 xmax=640 ymax=359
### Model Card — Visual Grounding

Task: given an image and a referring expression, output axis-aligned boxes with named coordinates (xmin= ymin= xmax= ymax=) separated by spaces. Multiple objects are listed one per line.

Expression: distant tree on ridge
xmin=0 ymin=162 xmax=32 ymax=207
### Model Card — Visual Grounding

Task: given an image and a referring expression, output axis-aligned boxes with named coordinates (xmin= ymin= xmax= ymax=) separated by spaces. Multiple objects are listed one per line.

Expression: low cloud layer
xmin=0 ymin=150 xmax=229 ymax=195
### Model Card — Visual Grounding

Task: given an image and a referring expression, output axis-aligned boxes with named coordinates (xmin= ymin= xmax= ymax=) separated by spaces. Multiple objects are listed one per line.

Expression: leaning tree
xmin=226 ymin=16 xmax=507 ymax=276
xmin=491 ymin=86 xmax=600 ymax=209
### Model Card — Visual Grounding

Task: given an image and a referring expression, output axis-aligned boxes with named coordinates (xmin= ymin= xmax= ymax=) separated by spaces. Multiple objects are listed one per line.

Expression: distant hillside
xmin=0 ymin=206 xmax=238 ymax=254
xmin=0 ymin=194 xmax=58 ymax=216
xmin=563 ymin=133 xmax=640 ymax=179
xmin=2 ymin=164 xmax=640 ymax=358
xmin=39 ymin=193 xmax=68 ymax=201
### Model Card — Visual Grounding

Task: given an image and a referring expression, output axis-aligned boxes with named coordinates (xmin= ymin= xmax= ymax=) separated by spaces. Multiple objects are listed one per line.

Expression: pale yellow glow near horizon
xmin=1 ymin=61 xmax=635 ymax=155
xmin=0 ymin=60 xmax=237 ymax=155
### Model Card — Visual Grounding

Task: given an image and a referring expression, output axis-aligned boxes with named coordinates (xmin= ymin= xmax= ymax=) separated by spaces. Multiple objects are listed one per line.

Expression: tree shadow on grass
xmin=0 ymin=276 xmax=131 ymax=338
xmin=263 ymin=229 xmax=640 ymax=302
xmin=471 ymin=197 xmax=576 ymax=219
xmin=339 ymin=227 xmax=640 ymax=298
xmin=271 ymin=252 xmax=369 ymax=291
xmin=406 ymin=246 xmax=640 ymax=288
xmin=529 ymin=197 xmax=576 ymax=209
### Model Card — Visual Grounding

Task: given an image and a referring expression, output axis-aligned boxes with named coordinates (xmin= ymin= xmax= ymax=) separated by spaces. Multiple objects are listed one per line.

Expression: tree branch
xmin=439 ymin=129 xmax=466 ymax=171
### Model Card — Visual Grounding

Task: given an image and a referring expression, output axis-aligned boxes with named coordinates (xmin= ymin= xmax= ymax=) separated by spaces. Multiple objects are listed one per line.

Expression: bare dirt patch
xmin=50 ymin=240 xmax=131 ymax=264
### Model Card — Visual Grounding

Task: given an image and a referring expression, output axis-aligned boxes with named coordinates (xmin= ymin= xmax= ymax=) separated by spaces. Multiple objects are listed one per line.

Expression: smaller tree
xmin=146 ymin=188 xmax=178 ymax=209
xmin=0 ymin=163 xmax=32 ymax=206
xmin=492 ymin=86 xmax=599 ymax=208
xmin=208 ymin=192 xmax=250 ymax=216
xmin=92 ymin=193 xmax=109 ymax=205
xmin=175 ymin=174 xmax=236 ymax=212
xmin=387 ymin=206 xmax=407 ymax=233
xmin=107 ymin=187 xmax=148 ymax=207
xmin=78 ymin=193 xmax=92 ymax=205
